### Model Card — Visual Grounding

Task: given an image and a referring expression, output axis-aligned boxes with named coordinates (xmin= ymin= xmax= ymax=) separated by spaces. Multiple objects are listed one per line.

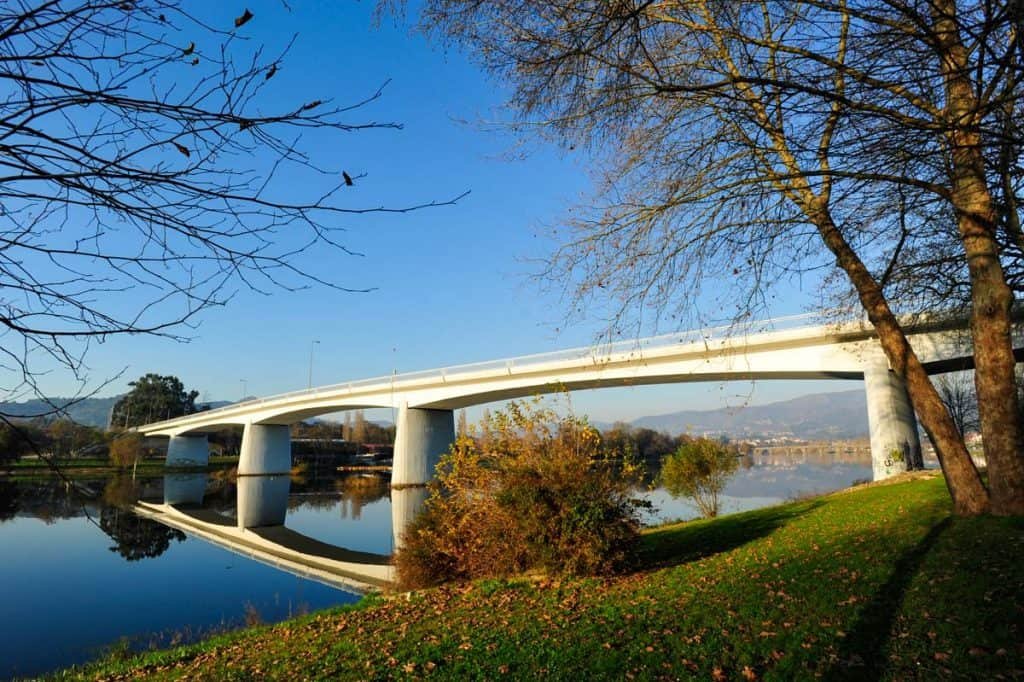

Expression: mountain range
xmin=0 ymin=389 xmax=870 ymax=438
xmin=0 ymin=396 xmax=120 ymax=427
xmin=629 ymin=389 xmax=868 ymax=439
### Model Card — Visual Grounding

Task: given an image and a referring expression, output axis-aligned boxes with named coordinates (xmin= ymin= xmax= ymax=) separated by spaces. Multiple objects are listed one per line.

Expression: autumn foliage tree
xmin=405 ymin=0 xmax=1024 ymax=515
xmin=395 ymin=399 xmax=649 ymax=588
xmin=108 ymin=432 xmax=143 ymax=468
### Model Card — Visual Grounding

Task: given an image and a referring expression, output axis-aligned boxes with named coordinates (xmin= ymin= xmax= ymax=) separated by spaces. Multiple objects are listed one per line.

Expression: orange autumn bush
xmin=395 ymin=399 xmax=649 ymax=589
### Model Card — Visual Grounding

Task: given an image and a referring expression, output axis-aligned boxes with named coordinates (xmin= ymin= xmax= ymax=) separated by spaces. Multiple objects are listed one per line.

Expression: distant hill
xmin=631 ymin=389 xmax=868 ymax=439
xmin=0 ymin=397 xmax=237 ymax=429
xmin=0 ymin=396 xmax=121 ymax=428
xmin=1 ymin=390 xmax=869 ymax=437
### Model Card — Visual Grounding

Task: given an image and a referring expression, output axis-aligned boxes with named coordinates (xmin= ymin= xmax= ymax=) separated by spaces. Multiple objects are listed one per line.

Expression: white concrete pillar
xmin=391 ymin=485 xmax=429 ymax=551
xmin=391 ymin=405 xmax=454 ymax=487
xmin=864 ymin=354 xmax=922 ymax=480
xmin=236 ymin=474 xmax=290 ymax=528
xmin=164 ymin=473 xmax=208 ymax=506
xmin=166 ymin=434 xmax=209 ymax=467
xmin=238 ymin=423 xmax=291 ymax=476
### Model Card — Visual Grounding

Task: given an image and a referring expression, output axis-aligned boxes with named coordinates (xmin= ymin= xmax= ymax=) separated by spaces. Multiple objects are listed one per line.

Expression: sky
xmin=23 ymin=1 xmax=863 ymax=423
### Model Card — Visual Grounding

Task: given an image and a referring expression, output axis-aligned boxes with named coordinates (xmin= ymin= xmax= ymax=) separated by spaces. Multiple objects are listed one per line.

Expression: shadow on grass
xmin=638 ymin=499 xmax=823 ymax=568
xmin=826 ymin=517 xmax=952 ymax=681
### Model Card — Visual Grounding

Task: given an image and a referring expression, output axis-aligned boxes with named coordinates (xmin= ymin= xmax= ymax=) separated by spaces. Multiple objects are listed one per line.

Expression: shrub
xmin=660 ymin=437 xmax=739 ymax=518
xmin=394 ymin=399 xmax=649 ymax=589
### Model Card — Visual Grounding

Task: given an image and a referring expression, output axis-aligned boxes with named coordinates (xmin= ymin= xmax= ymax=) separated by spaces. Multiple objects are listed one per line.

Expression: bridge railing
xmin=196 ymin=312 xmax=839 ymax=416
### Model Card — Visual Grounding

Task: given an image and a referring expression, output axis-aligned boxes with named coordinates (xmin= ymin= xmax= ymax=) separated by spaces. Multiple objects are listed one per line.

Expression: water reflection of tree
xmin=99 ymin=506 xmax=185 ymax=561
xmin=102 ymin=475 xmax=141 ymax=507
xmin=287 ymin=493 xmax=338 ymax=512
xmin=335 ymin=475 xmax=388 ymax=521
xmin=0 ymin=480 xmax=19 ymax=522
xmin=98 ymin=475 xmax=185 ymax=561
xmin=10 ymin=479 xmax=89 ymax=524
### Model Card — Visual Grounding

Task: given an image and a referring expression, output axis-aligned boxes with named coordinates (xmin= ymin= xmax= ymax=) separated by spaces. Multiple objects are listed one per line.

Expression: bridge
xmin=138 ymin=313 xmax=995 ymax=484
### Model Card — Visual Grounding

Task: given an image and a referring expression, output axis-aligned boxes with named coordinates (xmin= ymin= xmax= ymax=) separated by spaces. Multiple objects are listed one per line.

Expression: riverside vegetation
xmin=395 ymin=400 xmax=649 ymax=588
xmin=51 ymin=474 xmax=1023 ymax=680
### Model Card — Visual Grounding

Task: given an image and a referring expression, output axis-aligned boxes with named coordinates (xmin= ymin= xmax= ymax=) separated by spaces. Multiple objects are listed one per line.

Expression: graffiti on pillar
xmin=882 ymin=441 xmax=923 ymax=473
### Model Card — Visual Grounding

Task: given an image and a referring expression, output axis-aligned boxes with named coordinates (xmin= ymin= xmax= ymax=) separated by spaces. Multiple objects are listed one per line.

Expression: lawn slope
xmin=54 ymin=475 xmax=1023 ymax=681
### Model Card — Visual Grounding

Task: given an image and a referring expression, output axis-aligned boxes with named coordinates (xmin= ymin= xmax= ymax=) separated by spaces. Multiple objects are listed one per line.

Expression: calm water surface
xmin=0 ymin=454 xmax=875 ymax=679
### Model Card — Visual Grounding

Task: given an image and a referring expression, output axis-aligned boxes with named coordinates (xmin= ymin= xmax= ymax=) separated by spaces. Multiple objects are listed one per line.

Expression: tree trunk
xmin=933 ymin=0 xmax=1024 ymax=515
xmin=949 ymin=166 xmax=1024 ymax=515
xmin=809 ymin=198 xmax=990 ymax=515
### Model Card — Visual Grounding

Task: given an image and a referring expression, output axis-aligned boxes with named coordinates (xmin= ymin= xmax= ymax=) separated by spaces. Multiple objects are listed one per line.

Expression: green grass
xmin=50 ymin=475 xmax=1023 ymax=680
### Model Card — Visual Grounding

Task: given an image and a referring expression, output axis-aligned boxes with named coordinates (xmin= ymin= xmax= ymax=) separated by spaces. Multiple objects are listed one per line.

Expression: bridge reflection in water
xmin=134 ymin=474 xmax=417 ymax=592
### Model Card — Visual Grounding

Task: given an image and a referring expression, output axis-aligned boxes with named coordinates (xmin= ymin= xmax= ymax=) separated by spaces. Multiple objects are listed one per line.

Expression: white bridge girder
xmin=142 ymin=322 xmax=979 ymax=438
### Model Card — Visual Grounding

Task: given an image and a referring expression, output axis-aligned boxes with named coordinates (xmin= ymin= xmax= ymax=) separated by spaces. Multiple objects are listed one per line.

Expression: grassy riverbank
xmin=53 ymin=474 xmax=1023 ymax=680
xmin=1 ymin=455 xmax=239 ymax=479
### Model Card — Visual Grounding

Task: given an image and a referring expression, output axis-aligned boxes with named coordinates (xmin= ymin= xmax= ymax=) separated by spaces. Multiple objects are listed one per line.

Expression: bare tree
xmin=0 ymin=1 xmax=459 ymax=418
xmin=934 ymin=372 xmax=979 ymax=437
xmin=403 ymin=0 xmax=1024 ymax=515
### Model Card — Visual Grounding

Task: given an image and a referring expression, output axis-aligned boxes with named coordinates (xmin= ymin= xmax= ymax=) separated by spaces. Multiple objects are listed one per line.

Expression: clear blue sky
xmin=34 ymin=1 xmax=862 ymax=423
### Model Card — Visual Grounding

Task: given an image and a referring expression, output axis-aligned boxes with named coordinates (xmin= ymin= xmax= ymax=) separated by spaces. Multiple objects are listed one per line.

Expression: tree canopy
xmin=110 ymin=373 xmax=198 ymax=428
xmin=661 ymin=437 xmax=740 ymax=519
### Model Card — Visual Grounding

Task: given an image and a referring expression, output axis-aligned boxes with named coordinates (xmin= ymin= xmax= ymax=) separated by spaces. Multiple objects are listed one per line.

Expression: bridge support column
xmin=238 ymin=424 xmax=291 ymax=476
xmin=166 ymin=435 xmax=209 ymax=467
xmin=164 ymin=473 xmax=208 ymax=506
xmin=864 ymin=355 xmax=923 ymax=480
xmin=391 ymin=486 xmax=429 ymax=551
xmin=392 ymin=405 xmax=454 ymax=487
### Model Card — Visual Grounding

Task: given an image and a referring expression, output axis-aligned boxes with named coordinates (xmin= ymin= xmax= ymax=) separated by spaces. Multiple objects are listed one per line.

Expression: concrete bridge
xmin=138 ymin=313 xmax=999 ymax=484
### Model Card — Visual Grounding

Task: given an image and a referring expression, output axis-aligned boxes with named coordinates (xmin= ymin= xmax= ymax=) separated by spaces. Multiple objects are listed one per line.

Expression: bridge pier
xmin=864 ymin=356 xmax=923 ymax=480
xmin=391 ymin=486 xmax=429 ymax=550
xmin=166 ymin=435 xmax=209 ymax=467
xmin=392 ymin=405 xmax=454 ymax=487
xmin=238 ymin=424 xmax=292 ymax=476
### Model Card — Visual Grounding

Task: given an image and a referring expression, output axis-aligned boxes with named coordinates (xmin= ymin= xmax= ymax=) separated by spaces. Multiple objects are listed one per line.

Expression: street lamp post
xmin=240 ymin=379 xmax=248 ymax=402
xmin=308 ymin=340 xmax=320 ymax=389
